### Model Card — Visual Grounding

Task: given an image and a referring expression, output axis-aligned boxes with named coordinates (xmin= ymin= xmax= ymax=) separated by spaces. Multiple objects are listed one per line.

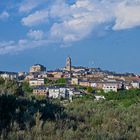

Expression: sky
xmin=0 ymin=0 xmax=140 ymax=73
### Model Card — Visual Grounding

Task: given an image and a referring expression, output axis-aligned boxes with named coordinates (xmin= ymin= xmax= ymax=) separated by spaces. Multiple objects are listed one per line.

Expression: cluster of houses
xmin=1 ymin=57 xmax=140 ymax=99
xmin=33 ymin=86 xmax=81 ymax=100
xmin=0 ymin=71 xmax=18 ymax=80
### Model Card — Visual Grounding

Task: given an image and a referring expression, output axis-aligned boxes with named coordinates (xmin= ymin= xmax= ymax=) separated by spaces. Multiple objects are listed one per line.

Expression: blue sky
xmin=0 ymin=0 xmax=140 ymax=73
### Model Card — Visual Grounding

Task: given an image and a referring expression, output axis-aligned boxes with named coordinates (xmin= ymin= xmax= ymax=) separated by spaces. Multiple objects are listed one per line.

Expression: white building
xmin=90 ymin=82 xmax=97 ymax=88
xmin=29 ymin=78 xmax=45 ymax=86
xmin=48 ymin=87 xmax=74 ymax=99
xmin=95 ymin=96 xmax=105 ymax=101
xmin=103 ymin=82 xmax=119 ymax=93
xmin=0 ymin=72 xmax=18 ymax=80
xmin=131 ymin=81 xmax=140 ymax=89
xmin=49 ymin=88 xmax=60 ymax=98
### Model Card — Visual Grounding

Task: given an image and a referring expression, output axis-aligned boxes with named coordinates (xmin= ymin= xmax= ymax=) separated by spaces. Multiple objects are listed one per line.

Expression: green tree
xmin=0 ymin=79 xmax=22 ymax=96
xmin=0 ymin=77 xmax=4 ymax=85
xmin=56 ymin=78 xmax=66 ymax=84
xmin=87 ymin=87 xmax=94 ymax=93
xmin=22 ymin=81 xmax=33 ymax=94
xmin=55 ymin=78 xmax=67 ymax=86
xmin=44 ymin=78 xmax=50 ymax=85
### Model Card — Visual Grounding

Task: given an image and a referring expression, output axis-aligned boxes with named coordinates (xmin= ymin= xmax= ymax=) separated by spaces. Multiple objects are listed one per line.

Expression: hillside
xmin=0 ymin=89 xmax=140 ymax=140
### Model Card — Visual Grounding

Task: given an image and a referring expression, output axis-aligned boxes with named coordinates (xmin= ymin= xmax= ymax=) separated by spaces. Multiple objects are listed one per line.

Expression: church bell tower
xmin=66 ymin=56 xmax=71 ymax=71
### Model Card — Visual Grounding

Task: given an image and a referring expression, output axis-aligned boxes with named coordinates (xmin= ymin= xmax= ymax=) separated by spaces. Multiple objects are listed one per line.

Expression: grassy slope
xmin=1 ymin=89 xmax=140 ymax=140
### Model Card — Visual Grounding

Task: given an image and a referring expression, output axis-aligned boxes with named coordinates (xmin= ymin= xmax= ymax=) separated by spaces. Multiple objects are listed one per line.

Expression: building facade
xmin=29 ymin=78 xmax=45 ymax=86
xmin=0 ymin=72 xmax=18 ymax=80
xmin=30 ymin=64 xmax=46 ymax=73
xmin=33 ymin=86 xmax=49 ymax=95
xmin=103 ymin=82 xmax=121 ymax=93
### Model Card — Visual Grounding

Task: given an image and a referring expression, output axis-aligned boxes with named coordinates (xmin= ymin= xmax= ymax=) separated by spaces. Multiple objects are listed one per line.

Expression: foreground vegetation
xmin=0 ymin=78 xmax=140 ymax=140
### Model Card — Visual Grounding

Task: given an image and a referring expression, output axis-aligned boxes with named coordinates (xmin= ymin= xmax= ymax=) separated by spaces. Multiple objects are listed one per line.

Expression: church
xmin=65 ymin=56 xmax=72 ymax=71
xmin=63 ymin=56 xmax=87 ymax=72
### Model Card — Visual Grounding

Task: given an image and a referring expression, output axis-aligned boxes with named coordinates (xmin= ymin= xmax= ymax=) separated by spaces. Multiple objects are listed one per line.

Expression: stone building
xmin=33 ymin=86 xmax=49 ymax=96
xmin=66 ymin=56 xmax=71 ymax=71
xmin=71 ymin=78 xmax=79 ymax=85
xmin=30 ymin=64 xmax=46 ymax=73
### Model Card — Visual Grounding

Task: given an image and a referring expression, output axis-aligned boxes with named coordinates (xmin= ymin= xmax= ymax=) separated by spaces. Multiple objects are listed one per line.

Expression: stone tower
xmin=66 ymin=56 xmax=71 ymax=71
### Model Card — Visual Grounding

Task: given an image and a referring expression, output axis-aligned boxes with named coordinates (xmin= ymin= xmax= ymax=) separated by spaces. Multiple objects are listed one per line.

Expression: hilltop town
xmin=0 ymin=57 xmax=140 ymax=100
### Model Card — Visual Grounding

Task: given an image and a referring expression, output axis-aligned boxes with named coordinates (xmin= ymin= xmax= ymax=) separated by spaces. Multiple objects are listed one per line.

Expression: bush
xmin=1 ymin=89 xmax=140 ymax=139
xmin=87 ymin=87 xmax=94 ymax=93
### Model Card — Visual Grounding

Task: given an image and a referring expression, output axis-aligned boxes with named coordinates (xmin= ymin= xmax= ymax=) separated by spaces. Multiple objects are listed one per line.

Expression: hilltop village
xmin=0 ymin=57 xmax=140 ymax=99
xmin=1 ymin=57 xmax=140 ymax=140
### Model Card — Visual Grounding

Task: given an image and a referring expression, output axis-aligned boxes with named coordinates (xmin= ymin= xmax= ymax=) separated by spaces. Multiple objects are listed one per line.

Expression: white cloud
xmin=0 ymin=39 xmax=51 ymax=55
xmin=0 ymin=40 xmax=29 ymax=55
xmin=19 ymin=0 xmax=47 ymax=13
xmin=1 ymin=0 xmax=140 ymax=55
xmin=49 ymin=0 xmax=140 ymax=42
xmin=113 ymin=0 xmax=140 ymax=30
xmin=21 ymin=0 xmax=140 ymax=32
xmin=22 ymin=10 xmax=49 ymax=26
xmin=27 ymin=30 xmax=44 ymax=40
xmin=0 ymin=11 xmax=9 ymax=20
xmin=49 ymin=0 xmax=114 ymax=42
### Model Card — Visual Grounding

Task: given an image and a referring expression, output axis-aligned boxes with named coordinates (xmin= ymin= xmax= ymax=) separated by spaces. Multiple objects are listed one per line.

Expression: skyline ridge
xmin=0 ymin=56 xmax=138 ymax=75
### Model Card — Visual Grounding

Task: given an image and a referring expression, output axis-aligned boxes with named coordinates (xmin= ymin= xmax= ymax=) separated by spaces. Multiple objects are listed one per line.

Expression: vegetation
xmin=44 ymin=78 xmax=54 ymax=85
xmin=44 ymin=78 xmax=67 ymax=86
xmin=86 ymin=86 xmax=94 ymax=93
xmin=22 ymin=81 xmax=33 ymax=95
xmin=1 ymin=78 xmax=140 ymax=139
xmin=0 ymin=77 xmax=4 ymax=85
xmin=56 ymin=78 xmax=66 ymax=84
xmin=0 ymin=78 xmax=23 ymax=96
